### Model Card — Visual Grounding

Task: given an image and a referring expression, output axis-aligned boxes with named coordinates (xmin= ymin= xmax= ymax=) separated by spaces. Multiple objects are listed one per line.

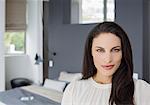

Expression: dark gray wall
xmin=48 ymin=0 xmax=144 ymax=79
xmin=143 ymin=0 xmax=150 ymax=83
xmin=48 ymin=0 xmax=96 ymax=78
xmin=115 ymin=0 xmax=143 ymax=79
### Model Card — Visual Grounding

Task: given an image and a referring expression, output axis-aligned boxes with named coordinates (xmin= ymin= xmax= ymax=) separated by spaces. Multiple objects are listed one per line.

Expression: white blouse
xmin=61 ymin=77 xmax=150 ymax=105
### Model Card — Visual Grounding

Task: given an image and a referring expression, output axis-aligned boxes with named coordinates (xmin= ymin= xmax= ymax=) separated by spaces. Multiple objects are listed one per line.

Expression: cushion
xmin=58 ymin=71 xmax=82 ymax=82
xmin=43 ymin=79 xmax=66 ymax=92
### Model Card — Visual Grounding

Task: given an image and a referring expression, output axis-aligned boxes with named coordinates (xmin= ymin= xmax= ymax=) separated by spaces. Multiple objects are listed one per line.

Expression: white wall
xmin=0 ymin=0 xmax=5 ymax=91
xmin=5 ymin=0 xmax=43 ymax=89
xmin=5 ymin=55 xmax=33 ymax=89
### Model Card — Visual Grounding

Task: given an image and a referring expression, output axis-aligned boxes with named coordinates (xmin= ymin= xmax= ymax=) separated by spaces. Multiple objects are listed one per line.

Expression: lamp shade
xmin=35 ymin=53 xmax=43 ymax=65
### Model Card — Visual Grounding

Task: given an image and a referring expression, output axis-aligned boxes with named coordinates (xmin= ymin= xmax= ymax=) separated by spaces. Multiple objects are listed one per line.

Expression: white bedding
xmin=21 ymin=85 xmax=63 ymax=103
xmin=0 ymin=101 xmax=6 ymax=105
xmin=0 ymin=85 xmax=63 ymax=105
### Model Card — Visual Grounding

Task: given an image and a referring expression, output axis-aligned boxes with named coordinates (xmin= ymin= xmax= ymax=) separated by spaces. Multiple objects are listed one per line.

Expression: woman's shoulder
xmin=134 ymin=79 xmax=150 ymax=92
xmin=134 ymin=79 xmax=150 ymax=105
xmin=69 ymin=78 xmax=90 ymax=86
xmin=134 ymin=79 xmax=150 ymax=88
xmin=65 ymin=78 xmax=90 ymax=90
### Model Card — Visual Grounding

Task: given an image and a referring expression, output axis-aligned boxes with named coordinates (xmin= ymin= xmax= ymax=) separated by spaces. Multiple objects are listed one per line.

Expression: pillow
xmin=58 ymin=71 xmax=82 ymax=82
xmin=43 ymin=79 xmax=66 ymax=92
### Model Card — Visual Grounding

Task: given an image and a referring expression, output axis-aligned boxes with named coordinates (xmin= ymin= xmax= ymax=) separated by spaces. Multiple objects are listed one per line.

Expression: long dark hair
xmin=82 ymin=22 xmax=135 ymax=105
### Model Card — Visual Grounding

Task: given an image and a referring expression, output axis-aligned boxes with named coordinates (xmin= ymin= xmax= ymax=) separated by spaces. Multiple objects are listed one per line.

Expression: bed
xmin=0 ymin=85 xmax=62 ymax=105
xmin=0 ymin=71 xmax=82 ymax=105
xmin=0 ymin=71 xmax=137 ymax=105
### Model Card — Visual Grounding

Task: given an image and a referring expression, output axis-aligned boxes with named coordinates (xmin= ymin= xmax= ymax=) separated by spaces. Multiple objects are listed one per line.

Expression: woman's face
xmin=92 ymin=32 xmax=122 ymax=80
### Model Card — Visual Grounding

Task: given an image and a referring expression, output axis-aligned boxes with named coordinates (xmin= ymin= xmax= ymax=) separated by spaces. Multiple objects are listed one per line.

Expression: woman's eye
xmin=112 ymin=49 xmax=121 ymax=52
xmin=96 ymin=49 xmax=105 ymax=53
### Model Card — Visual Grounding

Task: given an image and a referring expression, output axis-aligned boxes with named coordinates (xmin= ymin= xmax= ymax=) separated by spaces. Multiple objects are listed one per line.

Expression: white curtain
xmin=0 ymin=0 xmax=5 ymax=91
xmin=26 ymin=0 xmax=43 ymax=85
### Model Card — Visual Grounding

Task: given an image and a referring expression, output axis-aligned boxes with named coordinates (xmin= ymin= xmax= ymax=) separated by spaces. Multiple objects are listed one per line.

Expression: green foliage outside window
xmin=4 ymin=32 xmax=25 ymax=54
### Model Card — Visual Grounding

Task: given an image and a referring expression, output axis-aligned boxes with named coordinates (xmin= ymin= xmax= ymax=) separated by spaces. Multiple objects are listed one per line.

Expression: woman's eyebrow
xmin=112 ymin=46 xmax=121 ymax=49
xmin=95 ymin=46 xmax=121 ymax=49
xmin=95 ymin=46 xmax=104 ymax=49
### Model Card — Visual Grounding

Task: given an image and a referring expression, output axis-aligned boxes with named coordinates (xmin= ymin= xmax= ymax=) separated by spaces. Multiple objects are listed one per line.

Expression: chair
xmin=11 ymin=78 xmax=32 ymax=88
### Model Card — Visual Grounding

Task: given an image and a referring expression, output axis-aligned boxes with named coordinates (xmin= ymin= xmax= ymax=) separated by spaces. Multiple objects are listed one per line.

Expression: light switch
xmin=49 ymin=60 xmax=53 ymax=67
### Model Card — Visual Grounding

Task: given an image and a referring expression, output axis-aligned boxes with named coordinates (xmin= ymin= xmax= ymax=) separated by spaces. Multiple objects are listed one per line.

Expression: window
xmin=81 ymin=0 xmax=115 ymax=24
xmin=71 ymin=0 xmax=115 ymax=24
xmin=5 ymin=0 xmax=26 ymax=55
xmin=4 ymin=32 xmax=25 ymax=54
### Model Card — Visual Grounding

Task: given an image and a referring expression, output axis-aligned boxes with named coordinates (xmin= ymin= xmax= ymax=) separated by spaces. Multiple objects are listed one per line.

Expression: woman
xmin=61 ymin=22 xmax=150 ymax=105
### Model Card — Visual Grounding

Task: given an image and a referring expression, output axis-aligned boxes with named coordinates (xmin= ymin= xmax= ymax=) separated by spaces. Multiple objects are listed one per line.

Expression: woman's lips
xmin=101 ymin=65 xmax=114 ymax=70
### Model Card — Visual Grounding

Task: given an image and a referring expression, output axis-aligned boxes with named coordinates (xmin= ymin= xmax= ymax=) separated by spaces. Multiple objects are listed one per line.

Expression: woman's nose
xmin=103 ymin=53 xmax=112 ymax=63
